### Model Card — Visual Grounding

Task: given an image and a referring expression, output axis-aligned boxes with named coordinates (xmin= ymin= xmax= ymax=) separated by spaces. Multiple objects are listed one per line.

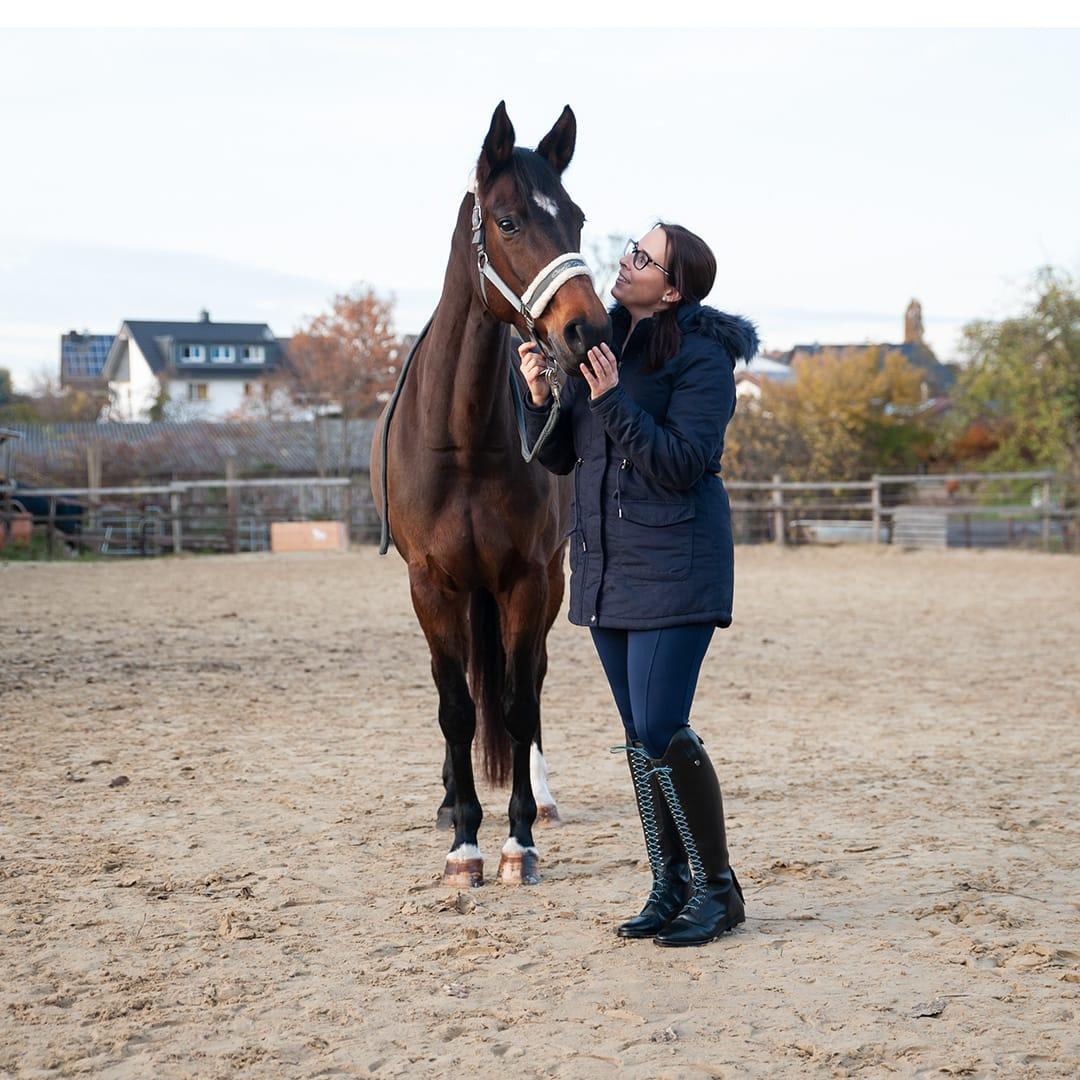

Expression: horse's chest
xmin=407 ymin=463 xmax=537 ymax=535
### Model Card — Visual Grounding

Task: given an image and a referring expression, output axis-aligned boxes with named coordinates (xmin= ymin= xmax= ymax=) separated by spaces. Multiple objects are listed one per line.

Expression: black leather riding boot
xmin=613 ymin=741 xmax=691 ymax=939
xmin=651 ymin=727 xmax=745 ymax=947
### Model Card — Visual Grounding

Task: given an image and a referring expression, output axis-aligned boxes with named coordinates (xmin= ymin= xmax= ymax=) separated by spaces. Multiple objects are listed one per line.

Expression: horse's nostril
xmin=563 ymin=318 xmax=586 ymax=353
xmin=562 ymin=318 xmax=611 ymax=358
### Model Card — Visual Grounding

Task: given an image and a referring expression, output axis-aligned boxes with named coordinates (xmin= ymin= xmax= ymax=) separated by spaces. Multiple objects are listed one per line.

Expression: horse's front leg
xmin=436 ymin=744 xmax=456 ymax=831
xmin=495 ymin=572 xmax=548 ymax=885
xmin=408 ymin=565 xmax=484 ymax=886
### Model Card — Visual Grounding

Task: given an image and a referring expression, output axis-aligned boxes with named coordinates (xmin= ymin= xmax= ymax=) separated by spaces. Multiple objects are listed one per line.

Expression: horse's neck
xmin=416 ymin=244 xmax=513 ymax=450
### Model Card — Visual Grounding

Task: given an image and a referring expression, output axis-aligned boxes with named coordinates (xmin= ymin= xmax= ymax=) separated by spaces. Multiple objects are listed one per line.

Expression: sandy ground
xmin=1 ymin=545 xmax=1077 ymax=1079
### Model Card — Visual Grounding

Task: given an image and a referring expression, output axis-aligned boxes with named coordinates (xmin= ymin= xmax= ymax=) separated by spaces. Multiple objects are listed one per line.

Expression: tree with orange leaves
xmin=289 ymin=287 xmax=399 ymax=417
xmin=287 ymin=286 xmax=401 ymax=473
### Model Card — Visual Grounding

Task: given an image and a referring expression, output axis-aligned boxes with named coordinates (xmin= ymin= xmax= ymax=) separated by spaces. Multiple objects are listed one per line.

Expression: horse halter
xmin=470 ymin=188 xmax=593 ymax=399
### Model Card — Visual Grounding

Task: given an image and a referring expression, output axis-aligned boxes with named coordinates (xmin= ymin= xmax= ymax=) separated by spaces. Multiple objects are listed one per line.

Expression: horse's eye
xmin=497 ymin=218 xmax=517 ymax=234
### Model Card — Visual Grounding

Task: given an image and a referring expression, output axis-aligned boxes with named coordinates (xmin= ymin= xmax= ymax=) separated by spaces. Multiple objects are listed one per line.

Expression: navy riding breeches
xmin=589 ymin=624 xmax=715 ymax=759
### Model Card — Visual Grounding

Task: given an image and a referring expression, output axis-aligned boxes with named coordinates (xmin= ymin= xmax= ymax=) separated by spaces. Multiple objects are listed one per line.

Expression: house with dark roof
xmin=100 ymin=310 xmax=290 ymax=421
xmin=781 ymin=341 xmax=955 ymax=394
xmin=779 ymin=300 xmax=956 ymax=395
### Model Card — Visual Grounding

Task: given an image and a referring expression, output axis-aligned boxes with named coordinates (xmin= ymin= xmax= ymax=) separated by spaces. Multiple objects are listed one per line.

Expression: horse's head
xmin=473 ymin=102 xmax=612 ymax=378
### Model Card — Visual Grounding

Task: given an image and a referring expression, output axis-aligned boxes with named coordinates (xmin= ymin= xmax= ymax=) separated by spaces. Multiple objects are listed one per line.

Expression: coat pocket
xmin=610 ymin=499 xmax=696 ymax=582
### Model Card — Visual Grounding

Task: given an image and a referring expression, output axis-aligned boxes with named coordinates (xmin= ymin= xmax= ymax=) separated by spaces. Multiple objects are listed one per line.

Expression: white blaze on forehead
xmin=532 ymin=191 xmax=559 ymax=218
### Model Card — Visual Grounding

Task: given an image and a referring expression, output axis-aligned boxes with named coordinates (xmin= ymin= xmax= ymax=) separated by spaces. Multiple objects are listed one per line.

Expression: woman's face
xmin=610 ymin=226 xmax=677 ymax=313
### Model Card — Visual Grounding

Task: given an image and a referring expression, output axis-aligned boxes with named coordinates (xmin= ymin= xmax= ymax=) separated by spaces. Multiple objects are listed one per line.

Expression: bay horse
xmin=371 ymin=102 xmax=610 ymax=886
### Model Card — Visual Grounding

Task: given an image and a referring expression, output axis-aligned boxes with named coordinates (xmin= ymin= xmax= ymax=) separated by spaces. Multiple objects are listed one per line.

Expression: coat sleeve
xmin=522 ymin=376 xmax=580 ymax=475
xmin=589 ymin=347 xmax=735 ymax=490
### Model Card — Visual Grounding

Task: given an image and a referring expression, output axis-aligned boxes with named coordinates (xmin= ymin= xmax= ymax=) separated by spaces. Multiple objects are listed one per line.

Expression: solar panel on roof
xmin=62 ymin=334 xmax=115 ymax=378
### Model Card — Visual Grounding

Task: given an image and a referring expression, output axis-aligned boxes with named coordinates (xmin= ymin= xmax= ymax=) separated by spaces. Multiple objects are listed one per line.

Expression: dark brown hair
xmin=646 ymin=222 xmax=717 ymax=372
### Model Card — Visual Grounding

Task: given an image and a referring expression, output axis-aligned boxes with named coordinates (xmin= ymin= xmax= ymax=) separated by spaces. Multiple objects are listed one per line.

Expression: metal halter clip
xmin=470 ymin=199 xmax=484 ymax=245
xmin=543 ymin=363 xmax=562 ymax=406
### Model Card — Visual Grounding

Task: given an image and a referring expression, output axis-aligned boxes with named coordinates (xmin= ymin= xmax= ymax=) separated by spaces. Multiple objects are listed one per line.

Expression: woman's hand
xmin=517 ymin=340 xmax=551 ymax=407
xmin=581 ymin=343 xmax=619 ymax=400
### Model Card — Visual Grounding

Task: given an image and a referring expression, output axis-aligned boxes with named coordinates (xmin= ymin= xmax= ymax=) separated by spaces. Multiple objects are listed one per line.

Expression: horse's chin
xmin=548 ymin=347 xmax=590 ymax=381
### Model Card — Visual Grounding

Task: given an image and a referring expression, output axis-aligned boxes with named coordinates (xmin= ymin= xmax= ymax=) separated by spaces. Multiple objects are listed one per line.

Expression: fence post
xmin=871 ymin=474 xmax=882 ymax=544
xmin=342 ymin=481 xmax=352 ymax=546
xmin=170 ymin=486 xmax=183 ymax=554
xmin=1041 ymin=479 xmax=1052 ymax=552
xmin=771 ymin=473 xmax=785 ymax=546
xmin=47 ymin=496 xmax=56 ymax=560
xmin=86 ymin=445 xmax=102 ymax=541
xmin=314 ymin=415 xmax=327 ymax=479
xmin=225 ymin=457 xmax=238 ymax=554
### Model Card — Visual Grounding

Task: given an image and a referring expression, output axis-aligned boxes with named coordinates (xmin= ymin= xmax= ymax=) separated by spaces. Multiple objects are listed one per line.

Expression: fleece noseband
xmin=470 ymin=191 xmax=592 ymax=346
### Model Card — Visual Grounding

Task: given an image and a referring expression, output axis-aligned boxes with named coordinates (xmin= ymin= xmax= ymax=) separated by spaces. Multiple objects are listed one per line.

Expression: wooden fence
xmin=0 ymin=475 xmax=377 ymax=558
xmin=727 ymin=470 xmax=1076 ymax=552
xmin=2 ymin=468 xmax=1076 ymax=558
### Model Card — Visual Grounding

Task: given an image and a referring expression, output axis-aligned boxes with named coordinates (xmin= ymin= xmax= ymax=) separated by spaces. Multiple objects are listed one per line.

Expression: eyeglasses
xmin=624 ymin=238 xmax=670 ymax=277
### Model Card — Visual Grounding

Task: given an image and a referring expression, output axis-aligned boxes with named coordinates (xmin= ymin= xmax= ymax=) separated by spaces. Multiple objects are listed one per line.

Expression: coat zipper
xmin=575 ymin=457 xmax=586 ymax=552
xmin=616 ymin=458 xmax=629 ymax=518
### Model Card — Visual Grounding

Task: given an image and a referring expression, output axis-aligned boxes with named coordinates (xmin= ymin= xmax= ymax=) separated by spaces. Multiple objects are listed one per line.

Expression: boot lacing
xmin=645 ymin=761 xmax=710 ymax=911
xmin=613 ymin=747 xmax=712 ymax=915
xmin=609 ymin=745 xmax=667 ymax=904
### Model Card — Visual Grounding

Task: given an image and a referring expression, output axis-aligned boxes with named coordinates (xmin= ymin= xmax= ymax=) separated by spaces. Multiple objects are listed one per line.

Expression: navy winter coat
xmin=523 ymin=300 xmax=759 ymax=630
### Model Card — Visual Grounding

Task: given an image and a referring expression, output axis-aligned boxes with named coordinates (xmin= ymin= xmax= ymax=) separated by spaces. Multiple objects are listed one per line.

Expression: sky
xmin=1 ymin=26 xmax=1078 ymax=389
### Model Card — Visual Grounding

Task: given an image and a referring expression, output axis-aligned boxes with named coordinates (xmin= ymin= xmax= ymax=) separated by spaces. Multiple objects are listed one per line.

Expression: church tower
xmin=904 ymin=299 xmax=925 ymax=346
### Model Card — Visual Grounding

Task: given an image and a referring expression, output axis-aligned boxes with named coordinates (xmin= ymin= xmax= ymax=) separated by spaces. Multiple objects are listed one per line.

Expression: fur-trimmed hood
xmin=676 ymin=301 xmax=760 ymax=364
xmin=610 ymin=301 xmax=760 ymax=365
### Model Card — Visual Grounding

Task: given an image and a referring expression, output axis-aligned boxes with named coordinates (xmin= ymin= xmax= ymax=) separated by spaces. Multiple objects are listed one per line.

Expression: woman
xmin=519 ymin=223 xmax=759 ymax=947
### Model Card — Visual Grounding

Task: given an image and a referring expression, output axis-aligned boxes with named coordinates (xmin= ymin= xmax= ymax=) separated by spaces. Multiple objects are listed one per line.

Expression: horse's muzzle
xmin=556 ymin=315 xmax=613 ymax=377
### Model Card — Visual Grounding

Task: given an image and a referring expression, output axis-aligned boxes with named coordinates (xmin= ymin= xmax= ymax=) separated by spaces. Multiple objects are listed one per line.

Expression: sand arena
xmin=1 ymin=546 xmax=1077 ymax=1078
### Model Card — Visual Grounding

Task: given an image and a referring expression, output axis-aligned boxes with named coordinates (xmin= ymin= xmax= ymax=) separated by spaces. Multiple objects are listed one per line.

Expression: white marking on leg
xmin=446 ymin=843 xmax=483 ymax=863
xmin=532 ymin=191 xmax=559 ymax=218
xmin=530 ymin=744 xmax=555 ymax=808
xmin=501 ymin=836 xmax=539 ymax=857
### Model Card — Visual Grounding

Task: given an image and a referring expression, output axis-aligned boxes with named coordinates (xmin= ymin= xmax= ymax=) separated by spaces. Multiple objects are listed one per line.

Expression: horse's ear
xmin=536 ymin=105 xmax=576 ymax=175
xmin=476 ymin=100 xmax=516 ymax=189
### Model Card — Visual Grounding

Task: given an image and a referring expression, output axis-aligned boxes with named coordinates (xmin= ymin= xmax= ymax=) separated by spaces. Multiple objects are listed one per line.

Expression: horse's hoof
xmin=497 ymin=850 xmax=540 ymax=886
xmin=535 ymin=803 xmax=561 ymax=827
xmin=443 ymin=857 xmax=484 ymax=888
xmin=435 ymin=806 xmax=454 ymax=831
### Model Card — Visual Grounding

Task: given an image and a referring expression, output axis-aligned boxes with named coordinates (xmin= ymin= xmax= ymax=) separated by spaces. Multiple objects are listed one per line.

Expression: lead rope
xmin=509 ymin=350 xmax=561 ymax=463
xmin=378 ymin=312 xmax=555 ymax=553
xmin=378 ymin=313 xmax=435 ymax=555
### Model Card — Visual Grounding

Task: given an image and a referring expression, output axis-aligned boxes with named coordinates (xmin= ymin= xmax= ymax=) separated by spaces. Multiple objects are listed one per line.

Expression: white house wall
xmin=166 ymin=378 xmax=250 ymax=420
xmin=108 ymin=334 xmax=160 ymax=421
